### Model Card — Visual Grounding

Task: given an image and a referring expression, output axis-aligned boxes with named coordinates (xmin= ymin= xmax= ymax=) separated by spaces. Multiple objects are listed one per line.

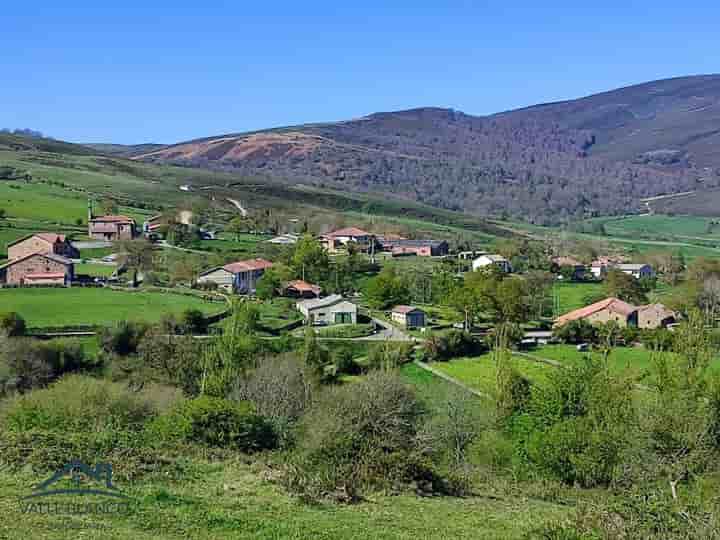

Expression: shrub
xmin=515 ymin=359 xmax=635 ymax=487
xmin=0 ymin=337 xmax=102 ymax=394
xmin=232 ymin=353 xmax=314 ymax=446
xmin=149 ymin=395 xmax=277 ymax=452
xmin=553 ymin=319 xmax=598 ymax=344
xmin=1 ymin=375 xmax=160 ymax=433
xmin=282 ymin=370 xmax=436 ymax=501
xmin=0 ymin=312 xmax=26 ymax=337
xmin=181 ymin=308 xmax=207 ymax=334
xmin=421 ymin=330 xmax=484 ymax=362
xmin=99 ymin=320 xmax=148 ymax=356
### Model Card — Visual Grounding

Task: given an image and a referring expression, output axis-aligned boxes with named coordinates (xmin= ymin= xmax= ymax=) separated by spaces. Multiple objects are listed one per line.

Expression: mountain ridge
xmin=131 ymin=75 xmax=720 ymax=224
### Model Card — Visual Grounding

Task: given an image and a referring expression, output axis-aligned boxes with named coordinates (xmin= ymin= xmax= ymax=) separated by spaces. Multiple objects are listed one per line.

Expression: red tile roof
xmin=554 ymin=297 xmax=637 ymax=327
xmin=7 ymin=232 xmax=67 ymax=247
xmin=286 ymin=279 xmax=321 ymax=295
xmin=223 ymin=258 xmax=273 ymax=273
xmin=325 ymin=227 xmax=371 ymax=238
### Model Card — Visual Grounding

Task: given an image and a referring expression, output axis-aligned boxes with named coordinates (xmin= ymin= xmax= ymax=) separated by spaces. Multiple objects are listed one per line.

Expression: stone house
xmin=320 ymin=227 xmax=374 ymax=253
xmin=296 ymin=294 xmax=358 ymax=325
xmin=197 ymin=258 xmax=273 ymax=294
xmin=637 ymin=303 xmax=676 ymax=329
xmin=88 ymin=215 xmax=137 ymax=241
xmin=382 ymin=239 xmax=449 ymax=257
xmin=7 ymin=233 xmax=78 ymax=261
xmin=391 ymin=305 xmax=426 ymax=328
xmin=554 ymin=297 xmax=638 ymax=328
xmin=0 ymin=252 xmax=74 ymax=286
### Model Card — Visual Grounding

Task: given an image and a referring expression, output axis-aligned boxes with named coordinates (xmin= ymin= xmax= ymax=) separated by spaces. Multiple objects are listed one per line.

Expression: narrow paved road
xmin=227 ymin=198 xmax=248 ymax=217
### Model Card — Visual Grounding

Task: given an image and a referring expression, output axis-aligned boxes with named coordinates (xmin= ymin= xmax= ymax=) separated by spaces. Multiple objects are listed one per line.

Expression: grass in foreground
xmin=0 ymin=460 xmax=571 ymax=540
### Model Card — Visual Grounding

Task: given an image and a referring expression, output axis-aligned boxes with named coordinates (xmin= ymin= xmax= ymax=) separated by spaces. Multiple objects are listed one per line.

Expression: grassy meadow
xmin=0 ymin=287 xmax=224 ymax=328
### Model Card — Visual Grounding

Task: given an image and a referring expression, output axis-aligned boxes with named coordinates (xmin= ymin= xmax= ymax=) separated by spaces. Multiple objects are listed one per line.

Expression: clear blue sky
xmin=2 ymin=1 xmax=718 ymax=144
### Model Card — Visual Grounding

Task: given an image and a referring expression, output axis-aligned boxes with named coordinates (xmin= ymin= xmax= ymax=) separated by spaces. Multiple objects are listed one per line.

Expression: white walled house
xmin=472 ymin=254 xmax=512 ymax=273
xmin=297 ymin=294 xmax=358 ymax=325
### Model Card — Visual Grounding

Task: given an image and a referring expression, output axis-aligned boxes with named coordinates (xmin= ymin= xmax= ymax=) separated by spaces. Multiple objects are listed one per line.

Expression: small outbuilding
xmin=296 ymin=294 xmax=358 ymax=325
xmin=391 ymin=305 xmax=426 ymax=328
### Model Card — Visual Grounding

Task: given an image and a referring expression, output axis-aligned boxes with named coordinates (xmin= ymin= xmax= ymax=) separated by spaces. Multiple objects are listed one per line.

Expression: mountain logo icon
xmin=22 ymin=460 xmax=129 ymax=500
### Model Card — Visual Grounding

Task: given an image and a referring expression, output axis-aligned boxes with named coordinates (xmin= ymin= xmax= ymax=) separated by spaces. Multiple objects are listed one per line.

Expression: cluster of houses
xmin=0 ymin=207 xmax=139 ymax=287
xmin=552 ymin=255 xmax=654 ymax=281
xmin=316 ymin=227 xmax=450 ymax=258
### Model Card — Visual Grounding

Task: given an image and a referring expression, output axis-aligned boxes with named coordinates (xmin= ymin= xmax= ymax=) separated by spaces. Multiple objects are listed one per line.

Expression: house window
xmin=335 ymin=312 xmax=352 ymax=324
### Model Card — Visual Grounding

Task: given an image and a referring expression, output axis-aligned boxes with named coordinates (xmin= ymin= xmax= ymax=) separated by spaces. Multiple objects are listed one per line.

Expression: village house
xmin=0 ymin=252 xmax=74 ymax=286
xmin=458 ymin=250 xmax=485 ymax=261
xmin=551 ymin=256 xmax=587 ymax=280
xmin=382 ymin=239 xmax=449 ymax=257
xmin=617 ymin=263 xmax=654 ymax=280
xmin=390 ymin=305 xmax=426 ymax=328
xmin=637 ymin=303 xmax=676 ymax=329
xmin=267 ymin=233 xmax=300 ymax=245
xmin=7 ymin=233 xmax=78 ymax=261
xmin=472 ymin=254 xmax=512 ymax=273
xmin=88 ymin=215 xmax=137 ymax=241
xmin=319 ymin=227 xmax=374 ymax=253
xmin=589 ymin=256 xmax=625 ymax=279
xmin=283 ymin=279 xmax=321 ymax=298
xmin=197 ymin=258 xmax=273 ymax=294
xmin=554 ymin=297 xmax=638 ymax=328
xmin=296 ymin=294 xmax=358 ymax=325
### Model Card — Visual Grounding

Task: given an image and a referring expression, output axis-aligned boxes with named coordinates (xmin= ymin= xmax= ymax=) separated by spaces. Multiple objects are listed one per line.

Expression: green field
xmin=0 ymin=287 xmax=224 ymax=328
xmin=432 ymin=354 xmax=553 ymax=395
xmin=554 ymin=281 xmax=604 ymax=314
xmin=602 ymin=214 xmax=720 ymax=239
xmin=0 ymin=180 xmax=88 ymax=224
xmin=75 ymin=262 xmax=117 ymax=277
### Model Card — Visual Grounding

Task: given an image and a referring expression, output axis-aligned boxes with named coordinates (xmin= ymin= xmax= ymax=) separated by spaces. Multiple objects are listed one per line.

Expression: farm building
xmin=296 ymin=294 xmax=357 ymax=325
xmin=268 ymin=233 xmax=300 ymax=245
xmin=637 ymin=303 xmax=676 ymax=329
xmin=616 ymin=263 xmax=654 ymax=280
xmin=589 ymin=256 xmax=625 ymax=279
xmin=554 ymin=297 xmax=638 ymax=328
xmin=391 ymin=305 xmax=426 ymax=328
xmin=197 ymin=258 xmax=273 ymax=294
xmin=320 ymin=227 xmax=374 ymax=253
xmin=7 ymin=233 xmax=78 ymax=261
xmin=382 ymin=239 xmax=449 ymax=257
xmin=283 ymin=279 xmax=321 ymax=298
xmin=472 ymin=254 xmax=512 ymax=273
xmin=551 ymin=256 xmax=586 ymax=280
xmin=0 ymin=252 xmax=74 ymax=286
xmin=89 ymin=215 xmax=137 ymax=241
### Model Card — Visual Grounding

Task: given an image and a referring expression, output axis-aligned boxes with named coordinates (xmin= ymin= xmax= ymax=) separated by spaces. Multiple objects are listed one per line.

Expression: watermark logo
xmin=20 ymin=460 xmax=132 ymax=518
xmin=24 ymin=460 xmax=129 ymax=500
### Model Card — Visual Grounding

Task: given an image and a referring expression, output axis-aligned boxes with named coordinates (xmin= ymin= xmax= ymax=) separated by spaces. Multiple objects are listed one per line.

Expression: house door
xmin=335 ymin=312 xmax=351 ymax=324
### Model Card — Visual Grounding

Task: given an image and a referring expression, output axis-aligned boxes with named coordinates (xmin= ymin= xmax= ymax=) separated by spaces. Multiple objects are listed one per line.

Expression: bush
xmin=181 ymin=308 xmax=207 ymax=334
xmin=232 ymin=353 xmax=314 ymax=446
xmin=0 ymin=337 xmax=102 ymax=394
xmin=282 ymin=370 xmax=437 ymax=501
xmin=553 ymin=319 xmax=598 ymax=344
xmin=0 ymin=312 xmax=26 ymax=337
xmin=421 ymin=330 xmax=485 ymax=362
xmin=514 ymin=359 xmax=635 ymax=487
xmin=149 ymin=395 xmax=277 ymax=452
xmin=1 ymin=375 xmax=161 ymax=433
xmin=99 ymin=320 xmax=148 ymax=356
